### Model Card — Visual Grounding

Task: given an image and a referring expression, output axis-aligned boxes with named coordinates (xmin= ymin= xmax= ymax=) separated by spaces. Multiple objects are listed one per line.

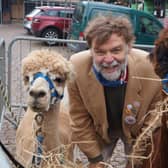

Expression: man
xmin=67 ymin=16 xmax=161 ymax=168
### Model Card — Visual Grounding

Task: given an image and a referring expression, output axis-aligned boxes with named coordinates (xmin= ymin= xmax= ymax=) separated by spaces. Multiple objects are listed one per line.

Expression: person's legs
xmin=101 ymin=137 xmax=119 ymax=161
xmin=121 ymin=135 xmax=132 ymax=167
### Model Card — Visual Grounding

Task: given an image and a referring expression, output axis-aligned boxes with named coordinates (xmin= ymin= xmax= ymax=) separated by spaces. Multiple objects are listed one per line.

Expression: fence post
xmin=0 ymin=38 xmax=5 ymax=125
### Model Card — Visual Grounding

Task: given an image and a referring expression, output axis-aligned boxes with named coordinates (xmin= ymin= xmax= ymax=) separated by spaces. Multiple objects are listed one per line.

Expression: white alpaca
xmin=16 ymin=49 xmax=75 ymax=167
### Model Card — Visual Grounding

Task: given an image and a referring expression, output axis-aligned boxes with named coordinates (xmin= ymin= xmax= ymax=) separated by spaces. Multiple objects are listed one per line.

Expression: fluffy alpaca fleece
xmin=16 ymin=49 xmax=75 ymax=167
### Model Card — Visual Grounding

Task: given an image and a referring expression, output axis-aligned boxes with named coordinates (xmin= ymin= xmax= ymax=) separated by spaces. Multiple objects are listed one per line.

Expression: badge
xmin=124 ymin=102 xmax=140 ymax=125
xmin=133 ymin=101 xmax=140 ymax=108
xmin=126 ymin=104 xmax=132 ymax=114
xmin=124 ymin=115 xmax=136 ymax=125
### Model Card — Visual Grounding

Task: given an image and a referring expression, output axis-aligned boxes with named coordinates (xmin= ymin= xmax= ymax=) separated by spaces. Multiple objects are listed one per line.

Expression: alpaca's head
xmin=22 ymin=49 xmax=75 ymax=112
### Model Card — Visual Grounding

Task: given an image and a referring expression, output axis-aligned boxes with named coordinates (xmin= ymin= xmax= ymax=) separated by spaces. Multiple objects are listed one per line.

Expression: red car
xmin=31 ymin=6 xmax=74 ymax=45
xmin=24 ymin=6 xmax=43 ymax=34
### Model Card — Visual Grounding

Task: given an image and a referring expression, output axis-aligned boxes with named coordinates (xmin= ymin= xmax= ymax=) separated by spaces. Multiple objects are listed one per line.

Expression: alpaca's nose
xmin=29 ymin=90 xmax=46 ymax=99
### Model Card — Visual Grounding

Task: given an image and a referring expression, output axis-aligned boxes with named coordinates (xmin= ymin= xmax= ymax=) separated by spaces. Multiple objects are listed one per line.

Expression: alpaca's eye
xmin=24 ymin=76 xmax=29 ymax=83
xmin=54 ymin=77 xmax=65 ymax=83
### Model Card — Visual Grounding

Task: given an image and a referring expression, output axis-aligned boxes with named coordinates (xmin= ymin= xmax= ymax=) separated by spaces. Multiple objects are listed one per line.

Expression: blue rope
xmin=32 ymin=135 xmax=44 ymax=165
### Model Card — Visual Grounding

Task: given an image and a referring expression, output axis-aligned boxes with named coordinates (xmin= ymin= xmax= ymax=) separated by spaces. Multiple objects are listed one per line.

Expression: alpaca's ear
xmin=22 ymin=59 xmax=28 ymax=85
xmin=23 ymin=75 xmax=30 ymax=86
xmin=148 ymin=51 xmax=155 ymax=63
xmin=22 ymin=74 xmax=31 ymax=92
xmin=66 ymin=61 xmax=76 ymax=82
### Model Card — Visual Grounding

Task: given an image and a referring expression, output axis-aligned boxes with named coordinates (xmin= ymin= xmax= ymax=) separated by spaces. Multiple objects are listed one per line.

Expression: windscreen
xmin=28 ymin=8 xmax=41 ymax=16
xmin=73 ymin=4 xmax=84 ymax=23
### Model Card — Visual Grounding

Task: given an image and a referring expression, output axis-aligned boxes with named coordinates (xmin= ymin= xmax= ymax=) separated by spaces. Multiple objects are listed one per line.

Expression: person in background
xmin=67 ymin=16 xmax=162 ymax=168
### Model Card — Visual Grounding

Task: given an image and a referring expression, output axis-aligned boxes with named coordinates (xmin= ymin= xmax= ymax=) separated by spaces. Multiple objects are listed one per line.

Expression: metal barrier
xmin=0 ymin=38 xmax=5 ymax=128
xmin=0 ymin=35 xmax=153 ymax=129
xmin=134 ymin=43 xmax=154 ymax=52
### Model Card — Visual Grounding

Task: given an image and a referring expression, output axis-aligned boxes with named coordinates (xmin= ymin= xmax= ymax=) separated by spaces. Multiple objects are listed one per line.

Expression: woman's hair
xmin=84 ymin=15 xmax=135 ymax=48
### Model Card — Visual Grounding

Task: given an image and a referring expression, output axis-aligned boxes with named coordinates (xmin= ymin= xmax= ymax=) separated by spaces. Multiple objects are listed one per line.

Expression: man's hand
xmin=88 ymin=162 xmax=105 ymax=168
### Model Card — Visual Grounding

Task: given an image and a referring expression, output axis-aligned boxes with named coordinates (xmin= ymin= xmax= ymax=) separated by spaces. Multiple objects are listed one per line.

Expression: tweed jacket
xmin=67 ymin=48 xmax=162 ymax=159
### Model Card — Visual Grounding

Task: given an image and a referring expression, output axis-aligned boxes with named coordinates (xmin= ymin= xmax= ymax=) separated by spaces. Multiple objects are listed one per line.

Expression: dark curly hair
xmin=150 ymin=29 xmax=168 ymax=78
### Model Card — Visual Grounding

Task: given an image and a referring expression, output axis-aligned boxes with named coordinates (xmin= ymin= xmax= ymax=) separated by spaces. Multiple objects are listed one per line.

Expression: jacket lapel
xmin=87 ymin=68 xmax=110 ymax=142
xmin=122 ymin=55 xmax=143 ymax=141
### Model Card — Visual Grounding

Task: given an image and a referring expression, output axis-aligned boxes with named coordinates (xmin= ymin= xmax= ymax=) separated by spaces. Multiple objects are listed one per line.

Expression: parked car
xmin=68 ymin=1 xmax=163 ymax=52
xmin=23 ymin=6 xmax=43 ymax=34
xmin=31 ymin=6 xmax=74 ymax=45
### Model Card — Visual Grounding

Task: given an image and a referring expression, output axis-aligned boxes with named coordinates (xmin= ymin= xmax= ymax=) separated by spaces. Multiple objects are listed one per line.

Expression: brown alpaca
xmin=130 ymin=29 xmax=168 ymax=168
xmin=16 ymin=49 xmax=75 ymax=167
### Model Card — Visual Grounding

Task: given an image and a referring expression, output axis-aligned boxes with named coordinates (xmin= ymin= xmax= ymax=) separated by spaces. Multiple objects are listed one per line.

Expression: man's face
xmin=91 ymin=34 xmax=130 ymax=81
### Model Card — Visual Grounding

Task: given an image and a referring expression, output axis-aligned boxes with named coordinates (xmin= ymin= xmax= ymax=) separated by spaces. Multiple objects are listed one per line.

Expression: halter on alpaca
xmin=31 ymin=72 xmax=64 ymax=105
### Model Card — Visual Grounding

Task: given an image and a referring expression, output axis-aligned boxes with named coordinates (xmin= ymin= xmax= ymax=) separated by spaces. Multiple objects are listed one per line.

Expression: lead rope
xmin=32 ymin=112 xmax=44 ymax=167
xmin=31 ymin=112 xmax=67 ymax=167
xmin=0 ymin=140 xmax=24 ymax=168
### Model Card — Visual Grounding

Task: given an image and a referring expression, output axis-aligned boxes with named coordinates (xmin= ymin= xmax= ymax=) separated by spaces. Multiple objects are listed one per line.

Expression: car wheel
xmin=26 ymin=29 xmax=32 ymax=35
xmin=42 ymin=28 xmax=60 ymax=45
